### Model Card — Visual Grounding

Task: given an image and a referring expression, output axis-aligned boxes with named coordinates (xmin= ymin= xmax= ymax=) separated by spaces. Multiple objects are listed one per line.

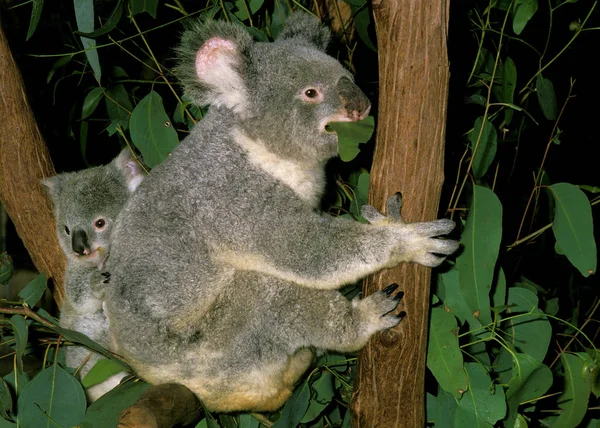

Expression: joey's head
xmin=42 ymin=149 xmax=145 ymax=268
xmin=176 ymin=13 xmax=371 ymax=164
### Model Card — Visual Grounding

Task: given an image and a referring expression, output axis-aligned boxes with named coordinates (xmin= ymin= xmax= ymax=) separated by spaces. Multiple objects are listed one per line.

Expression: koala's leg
xmin=281 ymin=284 xmax=405 ymax=353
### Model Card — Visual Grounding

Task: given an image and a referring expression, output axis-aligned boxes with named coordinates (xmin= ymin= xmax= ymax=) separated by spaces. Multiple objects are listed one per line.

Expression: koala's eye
xmin=94 ymin=218 xmax=107 ymax=230
xmin=64 ymin=226 xmax=70 ymax=235
xmin=301 ymin=87 xmax=322 ymax=103
xmin=305 ymin=89 xmax=318 ymax=98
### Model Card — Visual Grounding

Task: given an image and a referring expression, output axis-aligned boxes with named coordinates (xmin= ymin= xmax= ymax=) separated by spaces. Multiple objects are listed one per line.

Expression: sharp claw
xmin=383 ymin=283 xmax=399 ymax=296
xmin=393 ymin=291 xmax=404 ymax=302
xmin=396 ymin=311 xmax=407 ymax=321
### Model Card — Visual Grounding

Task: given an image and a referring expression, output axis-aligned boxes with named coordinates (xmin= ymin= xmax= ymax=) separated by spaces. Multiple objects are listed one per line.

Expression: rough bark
xmin=0 ymin=21 xmax=65 ymax=306
xmin=351 ymin=1 xmax=450 ymax=426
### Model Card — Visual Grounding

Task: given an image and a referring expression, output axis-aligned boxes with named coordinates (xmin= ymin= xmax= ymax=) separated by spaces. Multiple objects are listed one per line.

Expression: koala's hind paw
xmin=353 ymin=285 xmax=405 ymax=333
xmin=408 ymin=219 xmax=459 ymax=267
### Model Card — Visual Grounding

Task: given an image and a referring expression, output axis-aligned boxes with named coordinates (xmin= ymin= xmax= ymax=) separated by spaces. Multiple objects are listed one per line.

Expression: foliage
xmin=0 ymin=0 xmax=598 ymax=426
xmin=428 ymin=0 xmax=599 ymax=427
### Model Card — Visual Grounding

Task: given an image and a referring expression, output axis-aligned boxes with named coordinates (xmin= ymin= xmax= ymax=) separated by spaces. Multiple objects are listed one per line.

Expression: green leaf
xmin=75 ymin=0 xmax=123 ymax=38
xmin=549 ymin=183 xmax=597 ymax=276
xmin=234 ymin=0 xmax=264 ymax=21
xmin=238 ymin=413 xmax=259 ymax=428
xmin=82 ymin=87 xmax=104 ymax=119
xmin=545 ymin=354 xmax=592 ymax=427
xmin=427 ymin=308 xmax=468 ymax=399
xmin=342 ymin=0 xmax=366 ymax=6
xmin=456 ymin=363 xmax=506 ymax=425
xmin=105 ymin=84 xmax=132 ymax=130
xmin=0 ymin=252 xmax=14 ymax=285
xmin=457 ymin=185 xmax=502 ymax=325
xmin=17 ymin=272 xmax=47 ymax=307
xmin=80 ymin=379 xmax=151 ymax=428
xmin=427 ymin=389 xmax=457 ymax=428
xmin=82 ymin=359 xmax=125 ymax=388
xmin=74 ymin=0 xmax=101 ymax=80
xmin=437 ymin=265 xmax=475 ymax=325
xmin=513 ymin=0 xmax=538 ymax=35
xmin=3 ymin=370 xmax=30 ymax=397
xmin=0 ymin=378 xmax=13 ymax=421
xmin=469 ymin=117 xmax=497 ymax=179
xmin=272 ymin=382 xmax=310 ymax=427
xmin=505 ymin=287 xmax=552 ymax=362
xmin=300 ymin=371 xmax=335 ymax=423
xmin=17 ymin=365 xmax=86 ymax=428
xmin=501 ymin=57 xmax=517 ymax=125
xmin=129 ymin=0 xmax=158 ymax=18
xmin=10 ymin=315 xmax=27 ymax=373
xmin=333 ymin=116 xmax=375 ymax=162
xmin=130 ymin=91 xmax=180 ymax=168
xmin=26 ymin=0 xmax=44 ymax=40
xmin=354 ymin=7 xmax=376 ymax=52
xmin=536 ymin=75 xmax=558 ymax=120
xmin=491 ymin=268 xmax=506 ymax=309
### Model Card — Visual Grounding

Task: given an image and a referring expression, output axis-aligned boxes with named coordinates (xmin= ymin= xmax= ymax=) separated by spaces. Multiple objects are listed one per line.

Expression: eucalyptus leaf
xmin=26 ymin=0 xmax=44 ymax=40
xmin=300 ymin=371 xmax=334 ymax=423
xmin=437 ymin=265 xmax=474 ymax=325
xmin=536 ymin=75 xmax=558 ymax=120
xmin=130 ymin=91 xmax=180 ymax=168
xmin=544 ymin=353 xmax=591 ymax=427
xmin=354 ymin=7 xmax=376 ymax=52
xmin=457 ymin=185 xmax=502 ymax=325
xmin=75 ymin=0 xmax=123 ymax=38
xmin=456 ymin=363 xmax=506 ymax=425
xmin=427 ymin=389 xmax=457 ymax=428
xmin=501 ymin=57 xmax=517 ymax=125
xmin=80 ymin=379 xmax=151 ymax=428
xmin=238 ymin=413 xmax=259 ymax=428
xmin=234 ymin=0 xmax=264 ymax=21
xmin=0 ymin=252 xmax=14 ymax=285
xmin=74 ymin=0 xmax=101 ymax=80
xmin=82 ymin=87 xmax=104 ymax=120
xmin=272 ymin=382 xmax=310 ymax=427
xmin=105 ymin=84 xmax=132 ymax=130
xmin=469 ymin=117 xmax=497 ymax=179
xmin=427 ymin=308 xmax=468 ymax=399
xmin=505 ymin=287 xmax=552 ymax=362
xmin=82 ymin=359 xmax=125 ymax=388
xmin=10 ymin=315 xmax=27 ymax=373
xmin=549 ymin=183 xmax=597 ymax=276
xmin=130 ymin=0 xmax=158 ymax=18
xmin=513 ymin=0 xmax=538 ymax=35
xmin=17 ymin=272 xmax=47 ymax=307
xmin=333 ymin=116 xmax=375 ymax=162
xmin=0 ymin=378 xmax=13 ymax=421
xmin=17 ymin=365 xmax=86 ymax=428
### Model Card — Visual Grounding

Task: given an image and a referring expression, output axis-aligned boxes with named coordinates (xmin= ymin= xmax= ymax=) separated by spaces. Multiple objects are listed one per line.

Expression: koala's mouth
xmin=321 ymin=106 xmax=371 ymax=135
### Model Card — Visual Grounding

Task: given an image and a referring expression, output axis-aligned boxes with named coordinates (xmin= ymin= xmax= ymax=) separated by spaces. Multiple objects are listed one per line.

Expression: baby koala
xmin=42 ymin=148 xmax=144 ymax=400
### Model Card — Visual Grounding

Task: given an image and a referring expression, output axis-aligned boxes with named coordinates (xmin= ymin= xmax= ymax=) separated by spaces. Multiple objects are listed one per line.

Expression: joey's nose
xmin=338 ymin=77 xmax=371 ymax=120
xmin=72 ymin=230 xmax=90 ymax=256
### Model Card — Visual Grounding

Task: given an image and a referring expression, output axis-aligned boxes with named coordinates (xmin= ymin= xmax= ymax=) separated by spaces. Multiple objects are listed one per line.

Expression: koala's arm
xmin=64 ymin=268 xmax=105 ymax=314
xmin=216 ymin=194 xmax=458 ymax=290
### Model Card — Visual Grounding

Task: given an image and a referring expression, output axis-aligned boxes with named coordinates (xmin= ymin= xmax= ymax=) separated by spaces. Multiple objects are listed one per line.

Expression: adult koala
xmin=104 ymin=13 xmax=458 ymax=412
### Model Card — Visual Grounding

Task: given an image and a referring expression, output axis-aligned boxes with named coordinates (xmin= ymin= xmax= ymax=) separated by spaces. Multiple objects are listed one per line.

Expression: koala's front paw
xmin=362 ymin=193 xmax=459 ymax=267
xmin=353 ymin=283 xmax=406 ymax=334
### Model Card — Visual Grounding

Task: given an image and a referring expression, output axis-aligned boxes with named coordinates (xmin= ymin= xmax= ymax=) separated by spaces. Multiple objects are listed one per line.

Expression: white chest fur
xmin=233 ymin=130 xmax=324 ymax=205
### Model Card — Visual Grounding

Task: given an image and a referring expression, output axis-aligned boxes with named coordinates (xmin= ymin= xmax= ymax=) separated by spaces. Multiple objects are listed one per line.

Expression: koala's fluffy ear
xmin=175 ymin=20 xmax=253 ymax=114
xmin=277 ymin=12 xmax=330 ymax=52
xmin=113 ymin=149 xmax=145 ymax=193
xmin=41 ymin=175 xmax=61 ymax=203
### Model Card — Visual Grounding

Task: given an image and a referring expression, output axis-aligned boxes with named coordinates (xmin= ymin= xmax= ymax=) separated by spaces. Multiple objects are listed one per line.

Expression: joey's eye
xmin=94 ymin=218 xmax=107 ymax=230
xmin=64 ymin=226 xmax=70 ymax=235
xmin=305 ymin=89 xmax=318 ymax=99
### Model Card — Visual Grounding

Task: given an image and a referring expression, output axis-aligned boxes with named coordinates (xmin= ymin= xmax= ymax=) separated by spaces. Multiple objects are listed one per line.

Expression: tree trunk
xmin=0 ymin=21 xmax=65 ymax=307
xmin=350 ymin=1 xmax=450 ymax=426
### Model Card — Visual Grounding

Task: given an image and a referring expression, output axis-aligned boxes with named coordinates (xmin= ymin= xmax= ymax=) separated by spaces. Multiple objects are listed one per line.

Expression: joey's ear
xmin=277 ymin=12 xmax=330 ymax=52
xmin=175 ymin=19 xmax=253 ymax=114
xmin=41 ymin=175 xmax=60 ymax=201
xmin=113 ymin=149 xmax=146 ymax=193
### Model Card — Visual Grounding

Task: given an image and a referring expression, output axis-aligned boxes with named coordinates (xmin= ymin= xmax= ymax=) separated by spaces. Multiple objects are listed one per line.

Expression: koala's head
xmin=176 ymin=13 xmax=371 ymax=164
xmin=42 ymin=149 xmax=145 ymax=268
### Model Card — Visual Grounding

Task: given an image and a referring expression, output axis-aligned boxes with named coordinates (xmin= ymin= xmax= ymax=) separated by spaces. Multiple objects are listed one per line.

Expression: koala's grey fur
xmin=103 ymin=13 xmax=459 ymax=412
xmin=42 ymin=149 xmax=144 ymax=400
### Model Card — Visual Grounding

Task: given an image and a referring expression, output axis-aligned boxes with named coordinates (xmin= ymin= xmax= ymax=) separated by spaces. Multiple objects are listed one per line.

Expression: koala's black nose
xmin=72 ymin=230 xmax=90 ymax=256
xmin=337 ymin=77 xmax=371 ymax=120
